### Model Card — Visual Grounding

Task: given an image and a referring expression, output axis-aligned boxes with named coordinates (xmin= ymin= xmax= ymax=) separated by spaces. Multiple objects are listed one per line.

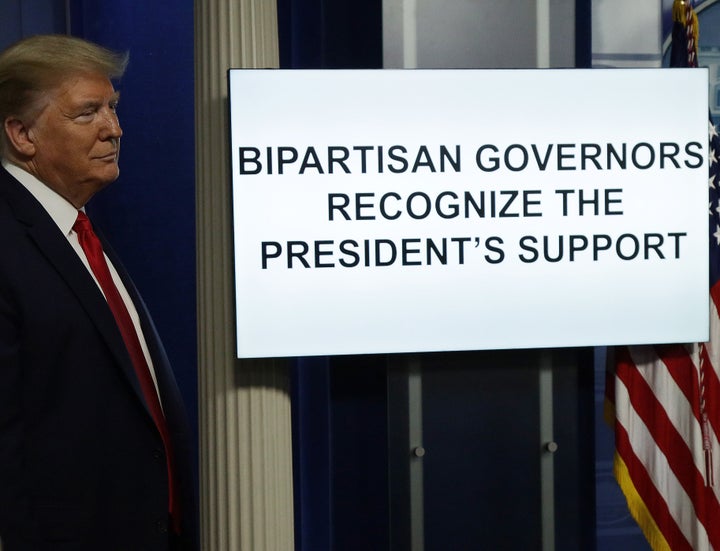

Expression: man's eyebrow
xmin=72 ymin=92 xmax=121 ymax=111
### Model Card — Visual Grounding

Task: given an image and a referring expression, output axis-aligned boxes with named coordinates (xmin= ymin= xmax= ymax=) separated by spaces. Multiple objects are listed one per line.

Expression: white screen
xmin=229 ymin=68 xmax=709 ymax=358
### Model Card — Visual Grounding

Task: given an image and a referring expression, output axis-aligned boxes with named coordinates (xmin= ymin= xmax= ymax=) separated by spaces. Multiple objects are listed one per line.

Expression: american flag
xmin=606 ymin=1 xmax=720 ymax=549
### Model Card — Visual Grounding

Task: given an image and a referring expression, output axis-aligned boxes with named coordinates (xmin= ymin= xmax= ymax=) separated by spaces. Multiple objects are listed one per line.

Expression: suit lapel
xmin=0 ymin=168 xmax=152 ymax=419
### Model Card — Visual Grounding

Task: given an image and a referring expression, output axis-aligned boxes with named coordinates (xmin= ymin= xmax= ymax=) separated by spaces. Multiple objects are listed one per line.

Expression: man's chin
xmin=99 ymin=166 xmax=120 ymax=186
xmin=81 ymin=171 xmax=120 ymax=203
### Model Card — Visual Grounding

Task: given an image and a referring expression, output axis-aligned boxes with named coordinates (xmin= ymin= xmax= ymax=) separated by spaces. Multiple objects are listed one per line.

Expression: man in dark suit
xmin=0 ymin=35 xmax=198 ymax=550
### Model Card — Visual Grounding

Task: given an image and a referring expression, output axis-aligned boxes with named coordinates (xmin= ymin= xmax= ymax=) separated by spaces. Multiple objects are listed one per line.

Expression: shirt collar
xmin=2 ymin=159 xmax=81 ymax=235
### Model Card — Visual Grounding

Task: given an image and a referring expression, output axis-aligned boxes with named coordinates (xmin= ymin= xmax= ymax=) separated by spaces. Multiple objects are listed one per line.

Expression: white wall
xmin=383 ymin=0 xmax=575 ymax=69
xmin=592 ymin=0 xmax=662 ymax=67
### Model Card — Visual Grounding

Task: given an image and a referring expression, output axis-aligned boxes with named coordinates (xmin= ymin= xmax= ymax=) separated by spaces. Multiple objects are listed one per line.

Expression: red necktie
xmin=73 ymin=211 xmax=180 ymax=532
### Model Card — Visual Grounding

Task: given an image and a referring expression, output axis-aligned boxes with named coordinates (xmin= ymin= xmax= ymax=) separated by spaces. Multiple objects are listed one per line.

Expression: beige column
xmin=194 ymin=2 xmax=294 ymax=550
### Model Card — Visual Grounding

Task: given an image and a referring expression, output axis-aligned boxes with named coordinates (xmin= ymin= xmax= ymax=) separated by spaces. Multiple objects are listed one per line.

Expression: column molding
xmin=194 ymin=2 xmax=294 ymax=550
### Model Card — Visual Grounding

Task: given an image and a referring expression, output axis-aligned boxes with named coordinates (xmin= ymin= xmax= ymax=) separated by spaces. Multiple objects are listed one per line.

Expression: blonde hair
xmin=0 ymin=34 xmax=128 ymax=154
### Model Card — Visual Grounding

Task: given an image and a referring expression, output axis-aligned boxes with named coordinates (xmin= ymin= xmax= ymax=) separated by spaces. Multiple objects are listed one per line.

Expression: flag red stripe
xmin=615 ymin=346 xmax=720 ymax=548
xmin=662 ymin=343 xmax=720 ymax=516
xmin=655 ymin=343 xmax=701 ymax=420
xmin=627 ymin=366 xmax=720 ymax=550
xmin=710 ymin=280 xmax=720 ymax=313
xmin=614 ymin=418 xmax=692 ymax=551
xmin=648 ymin=346 xmax=720 ymax=546
xmin=616 ymin=350 xmax=698 ymax=499
xmin=650 ymin=345 xmax=720 ymax=536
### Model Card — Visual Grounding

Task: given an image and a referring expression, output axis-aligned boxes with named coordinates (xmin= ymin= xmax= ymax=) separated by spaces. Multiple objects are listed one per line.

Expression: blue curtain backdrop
xmin=64 ymin=1 xmax=198 ymax=445
xmin=278 ymin=0 xmax=382 ymax=69
xmin=0 ymin=0 xmax=66 ymax=44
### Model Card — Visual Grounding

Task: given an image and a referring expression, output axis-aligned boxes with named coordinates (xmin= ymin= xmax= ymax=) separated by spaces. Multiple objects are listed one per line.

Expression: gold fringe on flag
xmin=673 ymin=0 xmax=699 ymax=52
xmin=613 ymin=453 xmax=672 ymax=551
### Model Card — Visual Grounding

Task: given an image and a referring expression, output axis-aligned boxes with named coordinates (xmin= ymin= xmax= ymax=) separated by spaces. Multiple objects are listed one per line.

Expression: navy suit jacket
xmin=0 ymin=166 xmax=198 ymax=550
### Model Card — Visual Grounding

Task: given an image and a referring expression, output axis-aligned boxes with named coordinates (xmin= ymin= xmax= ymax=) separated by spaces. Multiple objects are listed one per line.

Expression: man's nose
xmin=100 ymin=109 xmax=122 ymax=140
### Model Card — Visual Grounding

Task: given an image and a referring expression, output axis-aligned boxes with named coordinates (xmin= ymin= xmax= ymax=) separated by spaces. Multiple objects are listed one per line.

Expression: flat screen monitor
xmin=228 ymin=68 xmax=709 ymax=359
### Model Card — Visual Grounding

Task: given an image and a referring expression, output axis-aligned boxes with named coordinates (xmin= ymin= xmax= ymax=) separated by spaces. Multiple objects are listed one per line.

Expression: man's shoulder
xmin=0 ymin=165 xmax=24 ymax=210
xmin=0 ymin=166 xmax=51 ymax=227
xmin=0 ymin=184 xmax=20 ymax=225
xmin=0 ymin=173 xmax=25 ymax=229
xmin=0 ymin=170 xmax=47 ymax=257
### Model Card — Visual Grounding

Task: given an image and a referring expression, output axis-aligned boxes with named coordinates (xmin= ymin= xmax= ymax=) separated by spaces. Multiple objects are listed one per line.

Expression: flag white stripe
xmin=615 ymin=375 xmax=712 ymax=550
xmin=629 ymin=345 xmax=710 ymax=478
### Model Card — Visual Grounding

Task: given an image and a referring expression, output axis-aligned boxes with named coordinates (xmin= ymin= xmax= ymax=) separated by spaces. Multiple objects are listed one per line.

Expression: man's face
xmin=26 ymin=72 xmax=122 ymax=207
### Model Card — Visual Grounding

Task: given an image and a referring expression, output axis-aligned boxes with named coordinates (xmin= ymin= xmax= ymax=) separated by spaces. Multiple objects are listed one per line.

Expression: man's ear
xmin=3 ymin=117 xmax=36 ymax=158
